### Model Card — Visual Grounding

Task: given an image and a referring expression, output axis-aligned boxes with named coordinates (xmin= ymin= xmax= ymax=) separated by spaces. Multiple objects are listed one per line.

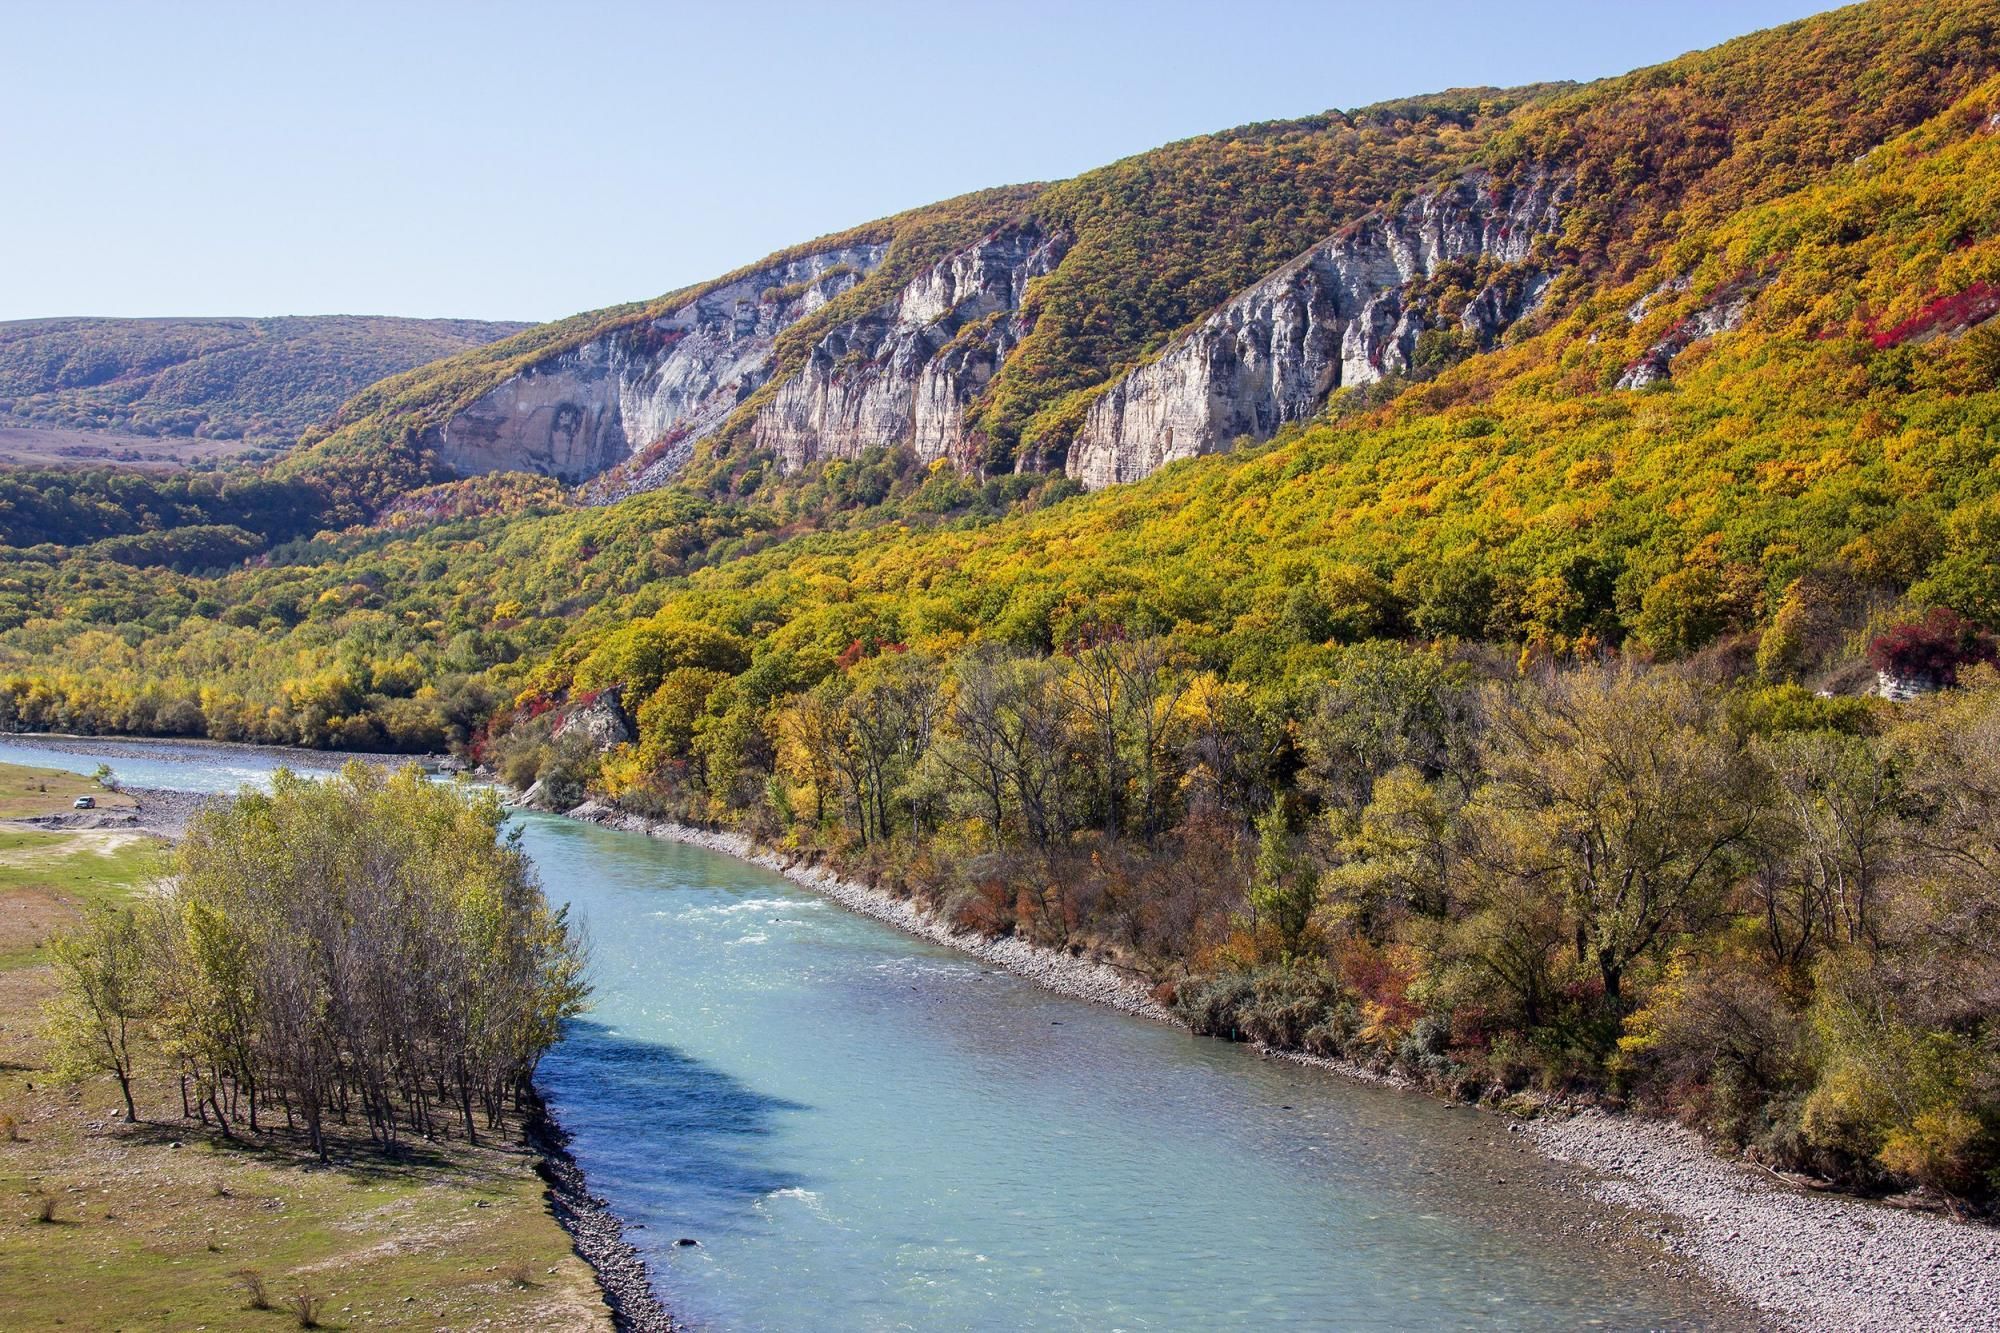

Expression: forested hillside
xmin=0 ymin=315 xmax=527 ymax=450
xmin=214 ymin=0 xmax=1993 ymax=511
xmin=7 ymin=0 xmax=2000 ymax=1206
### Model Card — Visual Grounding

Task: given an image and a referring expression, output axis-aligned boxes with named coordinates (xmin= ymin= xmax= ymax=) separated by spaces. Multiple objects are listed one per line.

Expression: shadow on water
xmin=545 ymin=1018 xmax=808 ymax=1220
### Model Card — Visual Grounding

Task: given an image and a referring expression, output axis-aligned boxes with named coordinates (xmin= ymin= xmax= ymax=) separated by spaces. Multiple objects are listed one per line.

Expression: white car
xmin=72 ymin=795 xmax=94 ymax=809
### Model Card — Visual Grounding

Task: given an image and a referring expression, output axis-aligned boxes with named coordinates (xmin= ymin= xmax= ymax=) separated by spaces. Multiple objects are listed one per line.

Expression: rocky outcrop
xmin=432 ymin=244 xmax=886 ymax=482
xmin=420 ymin=176 xmax=1566 ymax=494
xmin=1065 ymin=172 xmax=1568 ymax=489
xmin=752 ymin=224 xmax=1068 ymax=471
xmin=1616 ymin=276 xmax=1760 ymax=389
xmin=553 ymin=687 xmax=632 ymax=749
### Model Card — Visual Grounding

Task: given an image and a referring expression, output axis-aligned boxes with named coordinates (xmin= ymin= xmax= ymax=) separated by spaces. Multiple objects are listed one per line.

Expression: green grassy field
xmin=0 ymin=762 xmax=611 ymax=1330
xmin=0 ymin=762 xmax=137 ymax=820
xmin=0 ymin=828 xmax=164 ymax=970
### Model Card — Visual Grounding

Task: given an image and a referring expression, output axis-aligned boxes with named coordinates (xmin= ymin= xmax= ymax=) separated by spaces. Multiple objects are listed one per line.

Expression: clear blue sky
xmin=1 ymin=0 xmax=1837 ymax=324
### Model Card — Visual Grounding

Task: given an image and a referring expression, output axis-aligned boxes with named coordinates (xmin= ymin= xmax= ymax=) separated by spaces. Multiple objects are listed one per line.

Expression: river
xmin=1 ymin=737 xmax=1739 ymax=1330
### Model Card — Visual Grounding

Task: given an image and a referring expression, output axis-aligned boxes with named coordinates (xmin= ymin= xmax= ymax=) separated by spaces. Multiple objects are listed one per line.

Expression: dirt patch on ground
xmin=0 ymin=884 xmax=77 ymax=956
xmin=0 ymin=829 xmax=148 ymax=863
xmin=0 ymin=963 xmax=54 ymax=1063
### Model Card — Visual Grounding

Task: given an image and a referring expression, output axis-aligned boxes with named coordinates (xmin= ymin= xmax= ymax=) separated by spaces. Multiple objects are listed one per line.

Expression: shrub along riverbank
xmin=0 ymin=761 xmax=614 ymax=1329
xmin=519 ymin=648 xmax=2000 ymax=1215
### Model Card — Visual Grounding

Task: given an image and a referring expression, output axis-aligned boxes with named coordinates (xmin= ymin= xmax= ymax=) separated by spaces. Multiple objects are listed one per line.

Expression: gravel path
xmin=568 ymin=801 xmax=2000 ymax=1333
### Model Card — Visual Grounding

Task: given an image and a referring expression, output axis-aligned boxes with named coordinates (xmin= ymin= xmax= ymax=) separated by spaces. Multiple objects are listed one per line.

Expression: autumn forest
xmin=8 ymin=0 xmax=2000 ymax=1212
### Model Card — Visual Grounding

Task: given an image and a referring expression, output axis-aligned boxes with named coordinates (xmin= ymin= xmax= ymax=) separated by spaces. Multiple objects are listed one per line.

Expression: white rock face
xmin=1065 ymin=172 xmax=1568 ymax=489
xmin=752 ymin=224 xmax=1069 ymax=471
xmin=421 ymin=174 xmax=1573 ymax=495
xmin=1615 ymin=278 xmax=1759 ymax=390
xmin=432 ymin=244 xmax=887 ymax=482
xmin=552 ymin=687 xmax=633 ymax=748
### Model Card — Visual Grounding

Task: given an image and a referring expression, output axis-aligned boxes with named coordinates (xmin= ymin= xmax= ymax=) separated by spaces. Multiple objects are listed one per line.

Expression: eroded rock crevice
xmin=1064 ymin=171 xmax=1570 ymax=489
xmin=751 ymin=223 xmax=1070 ymax=473
xmin=432 ymin=244 xmax=888 ymax=483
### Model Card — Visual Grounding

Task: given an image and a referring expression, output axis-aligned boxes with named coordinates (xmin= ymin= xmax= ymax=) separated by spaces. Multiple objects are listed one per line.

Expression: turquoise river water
xmin=0 ymin=738 xmax=1740 ymax=1331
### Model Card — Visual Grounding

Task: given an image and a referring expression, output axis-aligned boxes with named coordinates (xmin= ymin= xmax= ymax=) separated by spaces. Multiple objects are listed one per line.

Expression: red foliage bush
xmin=1870 ymin=282 xmax=2000 ymax=349
xmin=1867 ymin=607 xmax=1996 ymax=685
xmin=835 ymin=638 xmax=908 ymax=671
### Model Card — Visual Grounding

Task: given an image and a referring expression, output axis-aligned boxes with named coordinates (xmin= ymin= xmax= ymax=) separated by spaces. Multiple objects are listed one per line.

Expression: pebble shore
xmin=124 ymin=786 xmax=215 ymax=837
xmin=523 ymin=1096 xmax=675 ymax=1332
xmin=1528 ymin=1110 xmax=2000 ymax=1332
xmin=569 ymin=801 xmax=2000 ymax=1333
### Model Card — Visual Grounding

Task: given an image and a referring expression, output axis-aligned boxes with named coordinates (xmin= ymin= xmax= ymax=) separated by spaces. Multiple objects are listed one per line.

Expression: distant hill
xmin=0 ymin=315 xmax=530 ymax=460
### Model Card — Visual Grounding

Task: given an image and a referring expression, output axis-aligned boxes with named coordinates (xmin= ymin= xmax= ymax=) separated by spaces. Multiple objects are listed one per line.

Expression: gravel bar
xmin=1527 ymin=1110 xmax=2000 ymax=1331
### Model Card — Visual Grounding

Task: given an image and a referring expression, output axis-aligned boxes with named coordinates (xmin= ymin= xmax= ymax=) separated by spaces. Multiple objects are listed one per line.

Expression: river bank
xmin=0 ymin=731 xmax=448 ymax=773
xmin=0 ymin=728 xmax=418 ymax=768
xmin=567 ymin=800 xmax=2000 ymax=1333
xmin=0 ymin=742 xmax=664 ymax=1332
xmin=523 ymin=1093 xmax=675 ymax=1333
xmin=569 ymin=803 xmax=1173 ymax=1022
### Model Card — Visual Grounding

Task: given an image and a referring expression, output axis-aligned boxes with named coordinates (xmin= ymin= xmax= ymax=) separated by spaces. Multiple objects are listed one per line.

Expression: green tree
xmin=44 ymin=906 xmax=152 ymax=1122
xmin=152 ymin=765 xmax=588 ymax=1156
xmin=1479 ymin=666 xmax=1758 ymax=1007
xmin=1397 ymin=553 xmax=1499 ymax=641
xmin=1248 ymin=807 xmax=1319 ymax=961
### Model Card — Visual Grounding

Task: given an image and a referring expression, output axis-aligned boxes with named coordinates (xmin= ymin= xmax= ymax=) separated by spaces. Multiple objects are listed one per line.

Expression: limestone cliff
xmin=1064 ymin=173 xmax=1568 ymax=489
xmin=749 ymin=224 xmax=1068 ymax=472
xmin=431 ymin=244 xmax=886 ymax=482
xmin=419 ymin=175 xmax=1565 ymax=495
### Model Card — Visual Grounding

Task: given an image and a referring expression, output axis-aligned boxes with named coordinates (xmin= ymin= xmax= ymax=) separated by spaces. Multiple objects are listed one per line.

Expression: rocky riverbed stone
xmin=1527 ymin=1110 xmax=2000 ymax=1330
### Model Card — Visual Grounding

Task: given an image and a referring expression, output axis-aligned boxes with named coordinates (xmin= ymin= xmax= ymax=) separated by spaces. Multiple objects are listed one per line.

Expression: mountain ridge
xmin=248 ymin=0 xmax=2000 ymax=520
